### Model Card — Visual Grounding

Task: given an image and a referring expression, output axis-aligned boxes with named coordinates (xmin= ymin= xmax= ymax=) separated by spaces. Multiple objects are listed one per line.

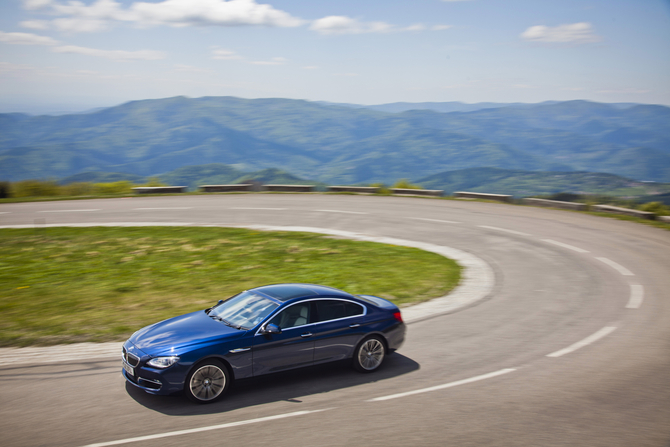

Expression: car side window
xmin=314 ymin=300 xmax=364 ymax=323
xmin=344 ymin=301 xmax=364 ymax=317
xmin=268 ymin=303 xmax=311 ymax=329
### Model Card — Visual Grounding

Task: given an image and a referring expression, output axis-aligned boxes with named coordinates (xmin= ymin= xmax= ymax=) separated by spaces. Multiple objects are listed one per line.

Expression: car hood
xmin=129 ymin=310 xmax=245 ymax=355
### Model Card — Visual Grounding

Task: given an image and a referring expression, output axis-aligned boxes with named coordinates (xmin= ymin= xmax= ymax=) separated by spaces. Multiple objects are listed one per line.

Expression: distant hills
xmin=330 ymin=100 xmax=641 ymax=114
xmin=1 ymin=96 xmax=669 ymax=184
xmin=320 ymin=100 xmax=565 ymax=114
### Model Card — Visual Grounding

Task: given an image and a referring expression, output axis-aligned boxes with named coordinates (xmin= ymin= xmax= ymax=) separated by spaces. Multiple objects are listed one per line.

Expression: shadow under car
xmin=125 ymin=352 xmax=420 ymax=416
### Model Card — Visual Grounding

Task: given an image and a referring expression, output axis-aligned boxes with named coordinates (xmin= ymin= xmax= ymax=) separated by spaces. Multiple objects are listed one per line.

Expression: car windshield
xmin=209 ymin=291 xmax=279 ymax=330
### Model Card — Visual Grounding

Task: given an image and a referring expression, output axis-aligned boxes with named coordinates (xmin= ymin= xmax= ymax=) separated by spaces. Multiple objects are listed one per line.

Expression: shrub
xmin=93 ymin=181 xmax=134 ymax=195
xmin=392 ymin=179 xmax=422 ymax=190
xmin=10 ymin=179 xmax=61 ymax=197
xmin=61 ymin=182 xmax=94 ymax=196
xmin=639 ymin=201 xmax=670 ymax=216
xmin=370 ymin=183 xmax=391 ymax=195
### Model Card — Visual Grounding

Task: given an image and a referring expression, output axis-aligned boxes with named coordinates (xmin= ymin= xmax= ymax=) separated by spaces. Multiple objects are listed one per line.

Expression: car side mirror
xmin=217 ymin=300 xmax=224 ymax=305
xmin=263 ymin=324 xmax=282 ymax=335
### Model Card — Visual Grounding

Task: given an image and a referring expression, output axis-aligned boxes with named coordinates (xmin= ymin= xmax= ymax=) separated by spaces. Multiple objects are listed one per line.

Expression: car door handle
xmin=349 ymin=324 xmax=360 ymax=328
xmin=301 ymin=332 xmax=313 ymax=338
xmin=229 ymin=347 xmax=250 ymax=353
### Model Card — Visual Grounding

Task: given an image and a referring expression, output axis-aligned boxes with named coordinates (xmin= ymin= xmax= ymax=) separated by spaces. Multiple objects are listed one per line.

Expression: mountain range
xmin=1 ymin=96 xmax=669 ymax=184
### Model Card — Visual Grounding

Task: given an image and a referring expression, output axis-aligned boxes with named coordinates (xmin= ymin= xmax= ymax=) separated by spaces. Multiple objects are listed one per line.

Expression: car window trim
xmin=255 ymin=298 xmax=367 ymax=335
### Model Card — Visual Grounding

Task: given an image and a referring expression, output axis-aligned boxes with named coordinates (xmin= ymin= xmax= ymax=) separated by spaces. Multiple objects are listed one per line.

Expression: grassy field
xmin=0 ymin=227 xmax=461 ymax=347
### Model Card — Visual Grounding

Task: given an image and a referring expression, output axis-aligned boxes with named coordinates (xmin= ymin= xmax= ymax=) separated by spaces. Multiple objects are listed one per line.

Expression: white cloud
xmin=310 ymin=15 xmax=425 ymax=35
xmin=521 ymin=22 xmax=601 ymax=44
xmin=53 ymin=17 xmax=111 ymax=32
xmin=20 ymin=20 xmax=51 ymax=30
xmin=131 ymin=0 xmax=304 ymax=27
xmin=310 ymin=16 xmax=391 ymax=34
xmin=50 ymin=0 xmax=129 ymax=18
xmin=23 ymin=0 xmax=54 ymax=10
xmin=28 ymin=0 xmax=304 ymax=32
xmin=0 ymin=31 xmax=59 ymax=45
xmin=250 ymin=57 xmax=287 ymax=65
xmin=23 ymin=0 xmax=424 ymax=38
xmin=211 ymin=48 xmax=242 ymax=60
xmin=39 ymin=0 xmax=135 ymax=32
xmin=402 ymin=24 xmax=427 ymax=32
xmin=52 ymin=45 xmax=166 ymax=60
xmin=0 ymin=62 xmax=35 ymax=74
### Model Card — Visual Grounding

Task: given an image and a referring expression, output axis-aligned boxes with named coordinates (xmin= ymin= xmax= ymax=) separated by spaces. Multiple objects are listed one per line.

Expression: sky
xmin=0 ymin=0 xmax=669 ymax=113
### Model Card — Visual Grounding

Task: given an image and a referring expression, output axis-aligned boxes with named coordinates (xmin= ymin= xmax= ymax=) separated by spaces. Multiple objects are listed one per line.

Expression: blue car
xmin=122 ymin=283 xmax=406 ymax=403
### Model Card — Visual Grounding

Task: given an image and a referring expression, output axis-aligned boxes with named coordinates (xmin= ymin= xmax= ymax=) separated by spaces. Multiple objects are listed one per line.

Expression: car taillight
xmin=393 ymin=311 xmax=403 ymax=323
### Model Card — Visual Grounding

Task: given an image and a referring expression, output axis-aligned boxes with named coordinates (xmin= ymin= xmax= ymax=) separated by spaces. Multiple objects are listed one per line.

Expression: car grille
xmin=122 ymin=346 xmax=140 ymax=367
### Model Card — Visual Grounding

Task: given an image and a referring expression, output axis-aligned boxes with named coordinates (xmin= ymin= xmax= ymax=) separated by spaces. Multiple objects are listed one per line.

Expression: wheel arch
xmin=186 ymin=355 xmax=235 ymax=384
xmin=355 ymin=332 xmax=389 ymax=353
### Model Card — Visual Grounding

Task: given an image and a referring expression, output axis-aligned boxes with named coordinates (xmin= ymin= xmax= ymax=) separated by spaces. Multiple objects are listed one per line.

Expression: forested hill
xmin=1 ymin=96 xmax=669 ymax=183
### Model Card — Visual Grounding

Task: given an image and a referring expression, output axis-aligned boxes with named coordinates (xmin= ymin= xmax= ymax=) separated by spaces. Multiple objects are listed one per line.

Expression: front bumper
xmin=122 ymin=342 xmax=186 ymax=395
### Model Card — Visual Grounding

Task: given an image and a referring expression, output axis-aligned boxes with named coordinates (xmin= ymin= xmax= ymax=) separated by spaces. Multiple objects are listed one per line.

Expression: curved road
xmin=1 ymin=194 xmax=669 ymax=447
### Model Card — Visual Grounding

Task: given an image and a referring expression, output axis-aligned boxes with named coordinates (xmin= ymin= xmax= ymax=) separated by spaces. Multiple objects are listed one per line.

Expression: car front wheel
xmin=353 ymin=336 xmax=386 ymax=372
xmin=185 ymin=360 xmax=230 ymax=403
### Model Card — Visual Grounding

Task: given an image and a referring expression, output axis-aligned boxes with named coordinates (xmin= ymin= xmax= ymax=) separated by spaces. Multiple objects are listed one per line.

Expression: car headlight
xmin=146 ymin=356 xmax=180 ymax=369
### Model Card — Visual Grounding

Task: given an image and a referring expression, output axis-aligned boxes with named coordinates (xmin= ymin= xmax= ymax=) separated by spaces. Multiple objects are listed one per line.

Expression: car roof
xmin=250 ymin=283 xmax=354 ymax=302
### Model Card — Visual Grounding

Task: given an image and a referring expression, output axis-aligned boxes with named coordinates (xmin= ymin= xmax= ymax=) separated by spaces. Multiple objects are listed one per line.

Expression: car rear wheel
xmin=185 ymin=360 xmax=230 ymax=403
xmin=353 ymin=336 xmax=386 ymax=372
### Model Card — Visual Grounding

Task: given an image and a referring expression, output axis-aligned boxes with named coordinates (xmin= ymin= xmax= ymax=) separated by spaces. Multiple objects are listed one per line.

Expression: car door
xmin=311 ymin=299 xmax=367 ymax=364
xmin=251 ymin=302 xmax=315 ymax=376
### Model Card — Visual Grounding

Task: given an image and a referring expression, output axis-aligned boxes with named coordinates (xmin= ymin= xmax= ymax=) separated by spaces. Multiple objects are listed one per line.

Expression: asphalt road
xmin=1 ymin=194 xmax=669 ymax=447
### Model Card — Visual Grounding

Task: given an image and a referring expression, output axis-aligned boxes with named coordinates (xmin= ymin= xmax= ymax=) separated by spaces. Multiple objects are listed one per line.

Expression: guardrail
xmin=199 ymin=184 xmax=252 ymax=192
xmin=522 ymin=198 xmax=587 ymax=211
xmin=391 ymin=188 xmax=443 ymax=197
xmin=592 ymin=204 xmax=656 ymax=220
xmin=659 ymin=216 xmax=670 ymax=223
xmin=454 ymin=191 xmax=512 ymax=203
xmin=328 ymin=186 xmax=379 ymax=194
xmin=132 ymin=186 xmax=187 ymax=194
xmin=263 ymin=185 xmax=314 ymax=192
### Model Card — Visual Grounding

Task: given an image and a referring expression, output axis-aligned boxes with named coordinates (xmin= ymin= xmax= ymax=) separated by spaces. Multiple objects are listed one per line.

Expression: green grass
xmin=585 ymin=212 xmax=670 ymax=230
xmin=0 ymin=227 xmax=461 ymax=347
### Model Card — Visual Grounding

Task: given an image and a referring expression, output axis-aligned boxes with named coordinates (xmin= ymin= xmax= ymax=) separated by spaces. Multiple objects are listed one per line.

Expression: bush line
xmin=0 ymin=179 xmax=668 ymax=220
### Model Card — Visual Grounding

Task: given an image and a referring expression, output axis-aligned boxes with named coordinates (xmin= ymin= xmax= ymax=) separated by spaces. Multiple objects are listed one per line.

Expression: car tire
xmin=184 ymin=359 xmax=230 ymax=404
xmin=353 ymin=336 xmax=386 ymax=373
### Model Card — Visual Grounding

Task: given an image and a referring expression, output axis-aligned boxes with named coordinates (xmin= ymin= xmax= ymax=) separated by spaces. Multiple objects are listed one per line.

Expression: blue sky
xmin=0 ymin=0 xmax=668 ymax=113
